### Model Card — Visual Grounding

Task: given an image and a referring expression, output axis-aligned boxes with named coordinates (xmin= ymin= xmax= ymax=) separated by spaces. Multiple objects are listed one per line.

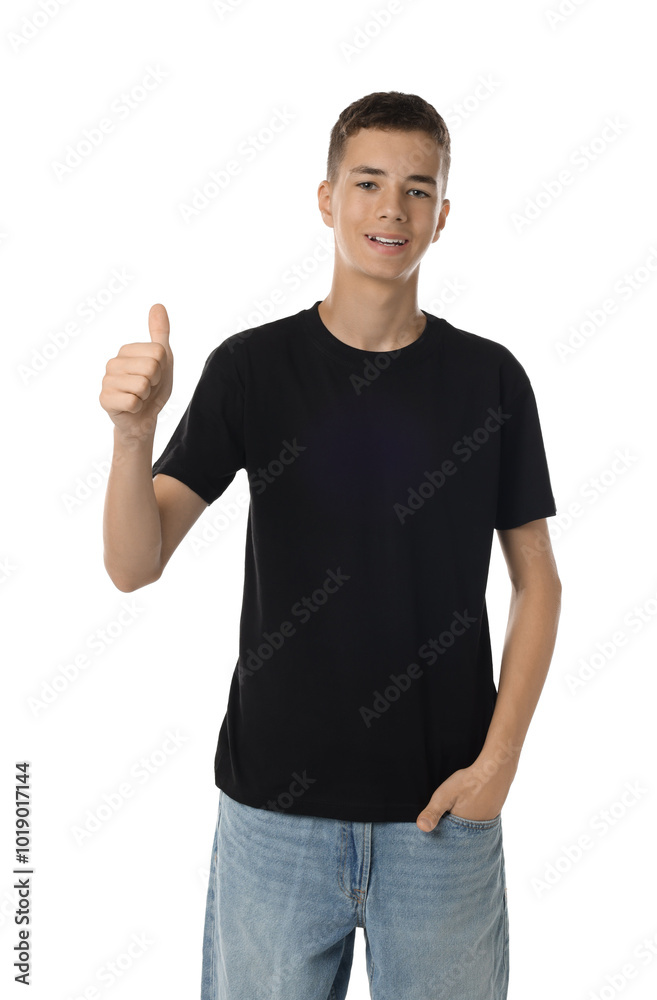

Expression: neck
xmin=318 ymin=275 xmax=425 ymax=353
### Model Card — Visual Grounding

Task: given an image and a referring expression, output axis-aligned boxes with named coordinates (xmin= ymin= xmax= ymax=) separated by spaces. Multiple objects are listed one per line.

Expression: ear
xmin=317 ymin=179 xmax=334 ymax=228
xmin=432 ymin=199 xmax=450 ymax=242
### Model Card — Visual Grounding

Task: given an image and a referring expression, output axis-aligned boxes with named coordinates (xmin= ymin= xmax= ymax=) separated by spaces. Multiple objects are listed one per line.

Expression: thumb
xmin=148 ymin=303 xmax=170 ymax=347
xmin=416 ymin=809 xmax=441 ymax=833
xmin=417 ymin=790 xmax=450 ymax=833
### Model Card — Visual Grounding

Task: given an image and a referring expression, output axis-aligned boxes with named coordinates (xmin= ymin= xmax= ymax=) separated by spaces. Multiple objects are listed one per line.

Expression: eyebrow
xmin=347 ymin=164 xmax=438 ymax=187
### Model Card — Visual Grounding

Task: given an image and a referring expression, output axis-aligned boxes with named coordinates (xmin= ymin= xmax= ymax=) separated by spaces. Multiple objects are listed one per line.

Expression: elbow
xmin=112 ymin=575 xmax=159 ymax=593
xmin=104 ymin=561 xmax=161 ymax=593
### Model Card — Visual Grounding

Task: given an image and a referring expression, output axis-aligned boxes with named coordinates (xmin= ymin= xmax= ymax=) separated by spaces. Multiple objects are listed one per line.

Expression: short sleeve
xmin=494 ymin=380 xmax=557 ymax=530
xmin=151 ymin=341 xmax=245 ymax=506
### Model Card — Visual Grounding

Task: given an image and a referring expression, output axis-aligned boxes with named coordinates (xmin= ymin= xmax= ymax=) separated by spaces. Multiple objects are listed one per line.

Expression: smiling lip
xmin=364 ymin=233 xmax=410 ymax=253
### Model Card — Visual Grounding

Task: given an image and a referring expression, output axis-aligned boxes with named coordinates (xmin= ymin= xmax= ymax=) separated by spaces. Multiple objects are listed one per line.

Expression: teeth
xmin=369 ymin=235 xmax=405 ymax=245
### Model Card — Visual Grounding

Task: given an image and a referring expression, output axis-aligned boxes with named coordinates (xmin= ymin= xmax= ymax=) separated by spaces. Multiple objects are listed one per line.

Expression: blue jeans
xmin=201 ymin=790 xmax=508 ymax=999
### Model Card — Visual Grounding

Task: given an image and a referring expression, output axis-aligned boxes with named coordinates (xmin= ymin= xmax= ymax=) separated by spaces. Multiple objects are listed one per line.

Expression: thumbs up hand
xmin=99 ymin=303 xmax=174 ymax=440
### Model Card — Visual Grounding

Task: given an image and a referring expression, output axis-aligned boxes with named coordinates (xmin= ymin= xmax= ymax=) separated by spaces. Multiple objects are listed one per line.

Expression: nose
xmin=378 ymin=196 xmax=406 ymax=221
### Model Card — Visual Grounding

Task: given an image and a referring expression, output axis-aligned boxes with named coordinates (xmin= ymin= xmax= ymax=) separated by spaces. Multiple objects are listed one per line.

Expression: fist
xmin=99 ymin=303 xmax=173 ymax=439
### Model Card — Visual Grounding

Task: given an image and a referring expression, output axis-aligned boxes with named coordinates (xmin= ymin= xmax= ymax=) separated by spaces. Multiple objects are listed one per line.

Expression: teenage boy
xmin=100 ymin=90 xmax=561 ymax=1000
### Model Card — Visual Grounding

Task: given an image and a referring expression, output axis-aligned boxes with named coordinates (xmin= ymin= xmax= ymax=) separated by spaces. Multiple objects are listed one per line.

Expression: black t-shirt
xmin=151 ymin=300 xmax=557 ymax=821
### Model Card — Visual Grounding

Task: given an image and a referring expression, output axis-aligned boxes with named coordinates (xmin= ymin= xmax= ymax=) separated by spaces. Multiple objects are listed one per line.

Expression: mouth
xmin=364 ymin=233 xmax=410 ymax=254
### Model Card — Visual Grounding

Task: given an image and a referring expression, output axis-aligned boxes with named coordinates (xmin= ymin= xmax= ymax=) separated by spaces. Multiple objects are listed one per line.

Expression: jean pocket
xmin=442 ymin=811 xmax=501 ymax=830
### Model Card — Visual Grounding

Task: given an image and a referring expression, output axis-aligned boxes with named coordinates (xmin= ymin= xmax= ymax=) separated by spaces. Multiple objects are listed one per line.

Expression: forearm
xmin=102 ymin=427 xmax=162 ymax=591
xmin=477 ymin=578 xmax=562 ymax=772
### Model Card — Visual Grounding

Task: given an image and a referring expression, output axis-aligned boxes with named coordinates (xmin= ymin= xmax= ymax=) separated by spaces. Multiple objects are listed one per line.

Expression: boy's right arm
xmin=100 ymin=303 xmax=208 ymax=592
xmin=103 ymin=431 xmax=208 ymax=592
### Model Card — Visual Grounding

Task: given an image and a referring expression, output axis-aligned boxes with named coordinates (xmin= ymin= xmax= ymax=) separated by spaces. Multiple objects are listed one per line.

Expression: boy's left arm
xmin=416 ymin=517 xmax=562 ymax=832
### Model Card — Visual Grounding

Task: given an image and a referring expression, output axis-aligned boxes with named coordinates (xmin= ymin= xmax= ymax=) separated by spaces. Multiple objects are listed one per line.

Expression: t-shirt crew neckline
xmin=304 ymin=299 xmax=440 ymax=368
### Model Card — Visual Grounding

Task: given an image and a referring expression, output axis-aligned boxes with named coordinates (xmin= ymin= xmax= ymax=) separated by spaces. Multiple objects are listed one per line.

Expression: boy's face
xmin=318 ymin=127 xmax=450 ymax=281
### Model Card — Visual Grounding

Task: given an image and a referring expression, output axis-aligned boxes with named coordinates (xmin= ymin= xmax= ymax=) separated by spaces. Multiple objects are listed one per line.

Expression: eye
xmin=356 ymin=182 xmax=429 ymax=198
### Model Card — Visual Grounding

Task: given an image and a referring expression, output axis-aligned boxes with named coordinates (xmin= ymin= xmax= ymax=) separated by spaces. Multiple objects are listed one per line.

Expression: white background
xmin=2 ymin=0 xmax=656 ymax=997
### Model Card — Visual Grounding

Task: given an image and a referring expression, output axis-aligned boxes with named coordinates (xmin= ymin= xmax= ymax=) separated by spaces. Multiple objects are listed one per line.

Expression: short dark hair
xmin=326 ymin=91 xmax=451 ymax=199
